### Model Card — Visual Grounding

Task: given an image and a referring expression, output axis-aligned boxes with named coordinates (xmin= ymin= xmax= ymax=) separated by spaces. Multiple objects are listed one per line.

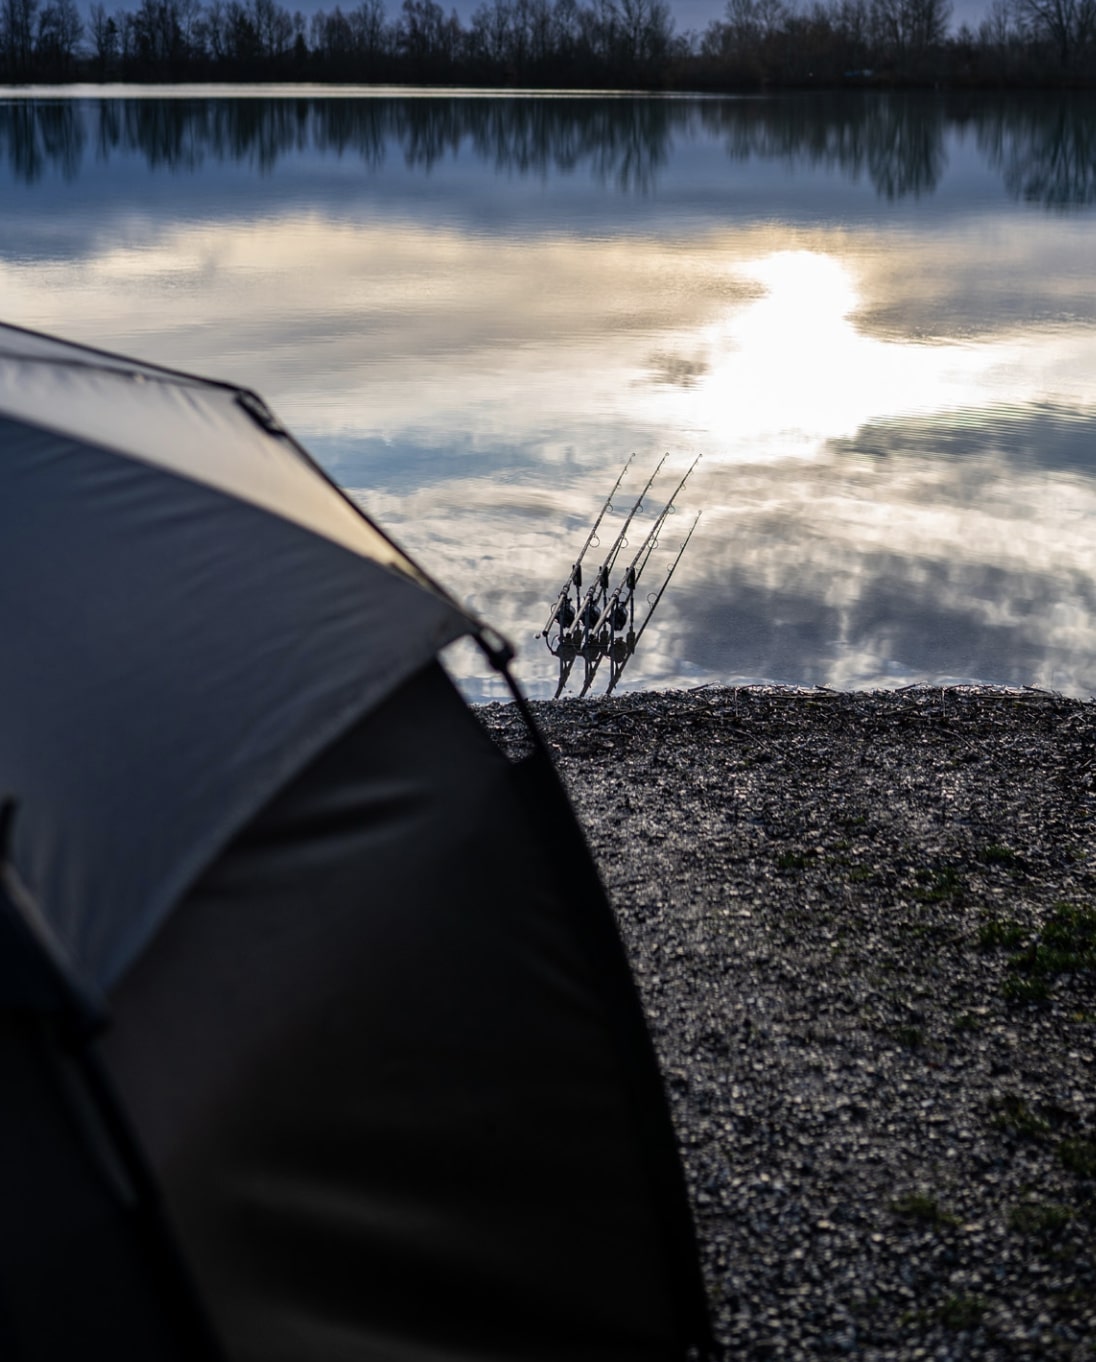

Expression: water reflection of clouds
xmin=1 ymin=216 xmax=763 ymax=439
xmin=13 ymin=218 xmax=1093 ymax=700
xmin=5 ymin=104 xmax=1096 ymax=697
xmin=852 ymin=220 xmax=1096 ymax=343
xmin=373 ymin=422 xmax=1096 ymax=700
xmin=9 ymin=218 xmax=1096 ymax=459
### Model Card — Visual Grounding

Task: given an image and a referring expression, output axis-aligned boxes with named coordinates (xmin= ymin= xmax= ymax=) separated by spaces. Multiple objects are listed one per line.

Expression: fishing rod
xmin=575 ymin=609 xmax=614 ymax=697
xmin=538 ymin=454 xmax=634 ymax=641
xmin=577 ymin=456 xmax=700 ymax=697
xmin=605 ymin=511 xmax=702 ymax=696
xmin=553 ymin=656 xmax=577 ymax=699
xmin=632 ymin=510 xmax=702 ymax=651
xmin=569 ymin=452 xmax=668 ymax=647
xmin=588 ymin=455 xmax=702 ymax=643
xmin=550 ymin=632 xmax=581 ymax=698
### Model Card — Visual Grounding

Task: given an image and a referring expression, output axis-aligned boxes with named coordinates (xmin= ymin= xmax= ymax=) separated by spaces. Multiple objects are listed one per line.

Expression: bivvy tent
xmin=0 ymin=322 xmax=712 ymax=1361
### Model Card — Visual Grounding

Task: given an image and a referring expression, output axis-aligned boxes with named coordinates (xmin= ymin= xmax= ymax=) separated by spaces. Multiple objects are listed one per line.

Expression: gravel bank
xmin=482 ymin=686 xmax=1096 ymax=1362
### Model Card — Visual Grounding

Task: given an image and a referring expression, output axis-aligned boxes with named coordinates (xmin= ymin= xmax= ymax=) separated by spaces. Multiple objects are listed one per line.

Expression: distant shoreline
xmin=7 ymin=0 xmax=1096 ymax=98
xmin=5 ymin=74 xmax=1096 ymax=92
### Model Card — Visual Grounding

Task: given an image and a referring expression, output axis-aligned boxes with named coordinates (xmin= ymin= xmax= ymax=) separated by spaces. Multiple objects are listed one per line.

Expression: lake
xmin=3 ymin=87 xmax=1094 ymax=701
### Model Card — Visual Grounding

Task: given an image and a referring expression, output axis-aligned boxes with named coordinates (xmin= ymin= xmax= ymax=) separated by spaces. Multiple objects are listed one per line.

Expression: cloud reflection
xmin=8 ymin=218 xmax=1095 ymax=702
xmin=352 ymin=398 xmax=1096 ymax=702
xmin=8 ymin=220 xmax=1095 ymax=462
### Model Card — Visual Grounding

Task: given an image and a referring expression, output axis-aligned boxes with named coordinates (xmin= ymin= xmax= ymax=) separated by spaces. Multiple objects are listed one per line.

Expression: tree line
xmin=2 ymin=0 xmax=1095 ymax=87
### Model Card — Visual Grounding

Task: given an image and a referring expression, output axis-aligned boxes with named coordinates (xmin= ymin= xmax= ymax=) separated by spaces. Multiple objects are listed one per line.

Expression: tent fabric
xmin=0 ymin=410 xmax=470 ymax=991
xmin=0 ymin=321 xmax=417 ymax=574
xmin=1 ymin=855 xmax=223 ymax=1362
xmin=0 ymin=321 xmax=712 ymax=1361
xmin=0 ymin=1015 xmax=201 ymax=1362
xmin=0 ymin=323 xmax=186 ymax=379
xmin=101 ymin=661 xmax=692 ymax=1361
xmin=0 ymin=845 xmax=103 ymax=1020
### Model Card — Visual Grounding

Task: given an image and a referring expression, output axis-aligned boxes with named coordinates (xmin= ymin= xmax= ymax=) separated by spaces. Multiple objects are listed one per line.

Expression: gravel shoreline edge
xmin=482 ymin=686 xmax=1096 ymax=1361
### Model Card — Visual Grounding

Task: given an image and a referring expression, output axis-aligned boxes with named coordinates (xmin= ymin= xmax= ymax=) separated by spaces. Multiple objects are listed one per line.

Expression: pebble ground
xmin=482 ymin=686 xmax=1096 ymax=1362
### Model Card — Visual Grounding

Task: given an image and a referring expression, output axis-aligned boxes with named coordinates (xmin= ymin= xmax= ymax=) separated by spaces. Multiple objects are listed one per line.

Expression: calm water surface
xmin=3 ymin=88 xmax=1095 ymax=700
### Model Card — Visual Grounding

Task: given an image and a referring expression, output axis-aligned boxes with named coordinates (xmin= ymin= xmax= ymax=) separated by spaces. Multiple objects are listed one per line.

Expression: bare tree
xmin=979 ymin=0 xmax=1021 ymax=42
xmin=525 ymin=0 xmax=555 ymax=64
xmin=551 ymin=0 xmax=581 ymax=57
xmin=312 ymin=5 xmax=352 ymax=60
xmin=870 ymin=0 xmax=951 ymax=62
xmin=199 ymin=0 xmax=227 ymax=60
xmin=1 ymin=0 xmax=39 ymax=76
xmin=250 ymin=0 xmax=293 ymax=59
xmin=89 ymin=0 xmax=120 ymax=71
xmin=701 ymin=0 xmax=787 ymax=72
xmin=130 ymin=0 xmax=184 ymax=69
xmin=396 ymin=0 xmax=459 ymax=69
xmin=348 ymin=0 xmax=388 ymax=61
xmin=833 ymin=0 xmax=871 ymax=52
xmin=1013 ymin=0 xmax=1096 ymax=63
xmin=469 ymin=0 xmax=512 ymax=64
xmin=174 ymin=0 xmax=203 ymax=60
xmin=36 ymin=0 xmax=83 ymax=73
xmin=223 ymin=0 xmax=261 ymax=63
xmin=612 ymin=0 xmax=674 ymax=69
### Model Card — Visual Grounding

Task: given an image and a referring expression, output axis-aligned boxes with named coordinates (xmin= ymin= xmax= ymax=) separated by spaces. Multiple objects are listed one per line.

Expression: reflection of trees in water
xmin=976 ymin=96 xmax=1096 ymax=208
xmin=95 ymin=98 xmax=123 ymax=164
xmin=392 ymin=99 xmax=472 ymax=171
xmin=454 ymin=97 xmax=674 ymax=191
xmin=697 ymin=93 xmax=947 ymax=199
xmin=699 ymin=93 xmax=1095 ymax=205
xmin=864 ymin=98 xmax=946 ymax=199
xmin=700 ymin=96 xmax=873 ymax=178
xmin=0 ymin=93 xmax=1094 ymax=207
xmin=312 ymin=96 xmax=674 ymax=191
xmin=1 ymin=95 xmax=673 ymax=191
xmin=113 ymin=99 xmax=326 ymax=174
xmin=0 ymin=100 xmax=84 ymax=184
xmin=311 ymin=99 xmax=389 ymax=169
xmin=586 ymin=100 xmax=675 ymax=193
xmin=120 ymin=100 xmax=206 ymax=172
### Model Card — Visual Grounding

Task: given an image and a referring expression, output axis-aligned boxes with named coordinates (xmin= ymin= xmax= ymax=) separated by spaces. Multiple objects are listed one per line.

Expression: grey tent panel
xmin=1 ymin=415 xmax=469 ymax=990
xmin=0 ymin=321 xmax=421 ymax=576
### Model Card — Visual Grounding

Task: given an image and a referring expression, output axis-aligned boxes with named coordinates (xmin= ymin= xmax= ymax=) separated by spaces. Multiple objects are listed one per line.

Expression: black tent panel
xmin=0 ymin=1014 xmax=221 ymax=1362
xmin=101 ymin=664 xmax=697 ymax=1361
xmin=0 ymin=843 xmax=221 ymax=1361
